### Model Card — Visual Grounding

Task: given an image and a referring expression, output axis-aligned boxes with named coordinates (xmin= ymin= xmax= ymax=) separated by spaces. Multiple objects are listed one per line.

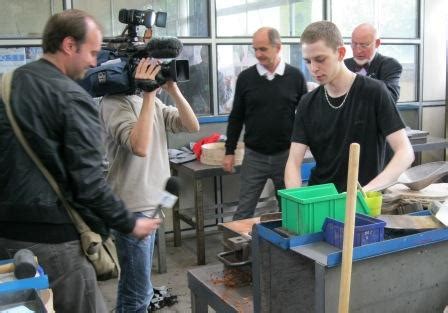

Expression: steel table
xmin=188 ymin=263 xmax=253 ymax=313
xmin=252 ymin=222 xmax=448 ymax=313
xmin=171 ymin=151 xmax=314 ymax=265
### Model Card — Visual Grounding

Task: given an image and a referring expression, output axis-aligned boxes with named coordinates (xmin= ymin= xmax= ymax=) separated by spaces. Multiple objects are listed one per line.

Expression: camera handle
xmin=135 ymin=78 xmax=160 ymax=92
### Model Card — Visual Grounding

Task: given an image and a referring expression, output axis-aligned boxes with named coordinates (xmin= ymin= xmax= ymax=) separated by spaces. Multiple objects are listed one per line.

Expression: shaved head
xmin=352 ymin=23 xmax=378 ymax=40
xmin=350 ymin=23 xmax=380 ymax=65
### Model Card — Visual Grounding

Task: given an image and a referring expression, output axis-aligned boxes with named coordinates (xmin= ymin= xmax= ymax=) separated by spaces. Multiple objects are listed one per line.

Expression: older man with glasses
xmin=345 ymin=23 xmax=402 ymax=103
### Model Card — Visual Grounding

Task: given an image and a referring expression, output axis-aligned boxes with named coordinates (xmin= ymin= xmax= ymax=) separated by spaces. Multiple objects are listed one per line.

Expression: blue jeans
xmin=233 ymin=148 xmax=289 ymax=220
xmin=0 ymin=238 xmax=107 ymax=313
xmin=114 ymin=212 xmax=156 ymax=313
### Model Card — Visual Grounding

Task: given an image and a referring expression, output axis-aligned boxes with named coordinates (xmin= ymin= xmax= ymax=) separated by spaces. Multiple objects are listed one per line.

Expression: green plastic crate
xmin=278 ymin=183 xmax=371 ymax=235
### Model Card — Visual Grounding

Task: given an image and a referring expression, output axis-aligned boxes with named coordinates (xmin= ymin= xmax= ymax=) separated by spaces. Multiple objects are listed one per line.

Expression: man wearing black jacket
xmin=344 ymin=23 xmax=402 ymax=103
xmin=223 ymin=27 xmax=308 ymax=220
xmin=0 ymin=10 xmax=160 ymax=313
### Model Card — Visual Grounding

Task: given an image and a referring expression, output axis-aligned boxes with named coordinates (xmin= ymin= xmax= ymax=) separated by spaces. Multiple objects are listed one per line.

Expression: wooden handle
xmin=338 ymin=143 xmax=360 ymax=313
xmin=0 ymin=262 xmax=15 ymax=274
xmin=0 ymin=256 xmax=38 ymax=275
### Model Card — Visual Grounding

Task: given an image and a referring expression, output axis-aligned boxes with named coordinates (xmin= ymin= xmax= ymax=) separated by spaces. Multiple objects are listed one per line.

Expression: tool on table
xmin=0 ymin=249 xmax=38 ymax=279
xmin=217 ymin=217 xmax=261 ymax=288
xmin=372 ymin=161 xmax=448 ymax=192
xmin=379 ymin=214 xmax=444 ymax=230
xmin=429 ymin=201 xmax=448 ymax=226
xmin=338 ymin=143 xmax=360 ymax=313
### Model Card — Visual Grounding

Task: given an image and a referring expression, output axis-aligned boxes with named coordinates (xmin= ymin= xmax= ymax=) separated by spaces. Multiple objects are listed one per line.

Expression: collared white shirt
xmin=256 ymin=59 xmax=285 ymax=81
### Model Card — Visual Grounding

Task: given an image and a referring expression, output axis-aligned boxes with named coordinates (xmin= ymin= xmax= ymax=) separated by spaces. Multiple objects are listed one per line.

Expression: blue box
xmin=322 ymin=213 xmax=385 ymax=249
xmin=301 ymin=162 xmax=315 ymax=182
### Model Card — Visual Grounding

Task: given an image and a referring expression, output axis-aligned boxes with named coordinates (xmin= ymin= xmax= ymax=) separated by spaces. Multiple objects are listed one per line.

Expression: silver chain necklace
xmin=324 ymin=87 xmax=350 ymax=110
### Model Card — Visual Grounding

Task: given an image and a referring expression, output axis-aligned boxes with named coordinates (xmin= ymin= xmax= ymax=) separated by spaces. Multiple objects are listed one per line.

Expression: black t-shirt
xmin=291 ymin=75 xmax=405 ymax=192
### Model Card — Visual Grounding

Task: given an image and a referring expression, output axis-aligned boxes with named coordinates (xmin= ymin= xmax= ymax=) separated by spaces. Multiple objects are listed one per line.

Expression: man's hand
xmin=131 ymin=217 xmax=162 ymax=239
xmin=222 ymin=154 xmax=235 ymax=173
xmin=161 ymin=80 xmax=179 ymax=95
xmin=135 ymin=58 xmax=160 ymax=81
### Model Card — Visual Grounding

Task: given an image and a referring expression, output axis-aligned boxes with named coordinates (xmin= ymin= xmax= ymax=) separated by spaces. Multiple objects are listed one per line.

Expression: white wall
xmin=422 ymin=0 xmax=447 ymax=101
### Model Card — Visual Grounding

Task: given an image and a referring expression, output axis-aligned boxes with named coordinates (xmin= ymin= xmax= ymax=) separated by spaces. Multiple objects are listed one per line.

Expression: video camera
xmin=78 ymin=8 xmax=189 ymax=97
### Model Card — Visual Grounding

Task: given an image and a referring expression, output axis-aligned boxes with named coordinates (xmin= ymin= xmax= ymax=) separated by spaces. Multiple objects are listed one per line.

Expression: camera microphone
xmin=149 ymin=177 xmax=180 ymax=218
xmin=146 ymin=36 xmax=183 ymax=59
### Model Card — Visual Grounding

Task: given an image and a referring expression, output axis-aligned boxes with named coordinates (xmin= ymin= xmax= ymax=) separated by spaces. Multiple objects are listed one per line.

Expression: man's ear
xmin=337 ymin=45 xmax=346 ymax=61
xmin=275 ymin=43 xmax=282 ymax=54
xmin=374 ymin=38 xmax=381 ymax=49
xmin=60 ymin=36 xmax=77 ymax=55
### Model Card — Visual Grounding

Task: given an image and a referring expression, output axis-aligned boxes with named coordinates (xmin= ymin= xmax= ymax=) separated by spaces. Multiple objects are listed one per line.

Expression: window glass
xmin=344 ymin=44 xmax=417 ymax=102
xmin=215 ymin=0 xmax=323 ymax=37
xmin=157 ymin=44 xmax=211 ymax=116
xmin=378 ymin=45 xmax=417 ymax=102
xmin=217 ymin=44 xmax=312 ymax=114
xmin=331 ymin=0 xmax=418 ymax=38
xmin=73 ymin=0 xmax=208 ymax=38
xmin=0 ymin=1 xmax=63 ymax=38
xmin=0 ymin=47 xmax=43 ymax=73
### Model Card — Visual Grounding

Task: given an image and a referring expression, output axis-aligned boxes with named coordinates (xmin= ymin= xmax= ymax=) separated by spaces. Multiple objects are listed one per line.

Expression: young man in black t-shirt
xmin=284 ymin=21 xmax=414 ymax=192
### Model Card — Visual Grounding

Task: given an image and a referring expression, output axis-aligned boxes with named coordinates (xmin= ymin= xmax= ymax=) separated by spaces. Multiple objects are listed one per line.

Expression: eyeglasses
xmin=350 ymin=42 xmax=374 ymax=50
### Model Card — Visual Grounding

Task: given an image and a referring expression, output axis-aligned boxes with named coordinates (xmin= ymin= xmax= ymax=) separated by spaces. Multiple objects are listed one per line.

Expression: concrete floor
xmin=99 ymin=229 xmax=224 ymax=313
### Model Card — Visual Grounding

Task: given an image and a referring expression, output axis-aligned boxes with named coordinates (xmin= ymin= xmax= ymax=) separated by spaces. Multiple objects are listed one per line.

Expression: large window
xmin=344 ymin=44 xmax=418 ymax=102
xmin=73 ymin=0 xmax=208 ymax=37
xmin=158 ymin=44 xmax=212 ymax=116
xmin=215 ymin=0 xmax=323 ymax=37
xmin=332 ymin=0 xmax=418 ymax=38
xmin=0 ymin=1 xmax=426 ymax=120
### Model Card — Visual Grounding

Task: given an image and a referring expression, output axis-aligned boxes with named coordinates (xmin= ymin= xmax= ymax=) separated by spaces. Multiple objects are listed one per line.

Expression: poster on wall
xmin=25 ymin=47 xmax=43 ymax=63
xmin=0 ymin=48 xmax=26 ymax=73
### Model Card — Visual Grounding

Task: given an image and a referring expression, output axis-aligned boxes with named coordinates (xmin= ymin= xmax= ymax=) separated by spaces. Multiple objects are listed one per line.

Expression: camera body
xmin=77 ymin=9 xmax=189 ymax=97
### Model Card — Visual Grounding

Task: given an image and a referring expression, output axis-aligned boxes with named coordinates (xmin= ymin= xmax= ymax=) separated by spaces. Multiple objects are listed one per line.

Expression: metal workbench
xmin=187 ymin=218 xmax=448 ymax=312
xmin=188 ymin=263 xmax=253 ymax=313
xmin=252 ymin=221 xmax=448 ymax=313
xmin=175 ymin=136 xmax=448 ymax=266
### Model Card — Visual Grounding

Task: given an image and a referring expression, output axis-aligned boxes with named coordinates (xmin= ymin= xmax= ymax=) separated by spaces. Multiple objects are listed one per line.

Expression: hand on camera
xmin=161 ymin=79 xmax=179 ymax=95
xmin=135 ymin=58 xmax=160 ymax=81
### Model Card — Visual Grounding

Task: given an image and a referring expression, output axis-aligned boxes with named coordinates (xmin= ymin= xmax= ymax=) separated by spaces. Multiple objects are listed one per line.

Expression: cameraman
xmin=99 ymin=57 xmax=199 ymax=312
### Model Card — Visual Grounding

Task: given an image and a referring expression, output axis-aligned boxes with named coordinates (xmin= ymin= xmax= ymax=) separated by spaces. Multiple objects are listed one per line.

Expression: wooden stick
xmin=338 ymin=143 xmax=360 ymax=313
xmin=0 ymin=262 xmax=14 ymax=274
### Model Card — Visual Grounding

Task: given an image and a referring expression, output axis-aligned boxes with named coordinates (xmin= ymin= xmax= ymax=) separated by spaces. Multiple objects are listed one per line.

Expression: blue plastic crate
xmin=322 ymin=213 xmax=386 ymax=249
xmin=301 ymin=162 xmax=315 ymax=182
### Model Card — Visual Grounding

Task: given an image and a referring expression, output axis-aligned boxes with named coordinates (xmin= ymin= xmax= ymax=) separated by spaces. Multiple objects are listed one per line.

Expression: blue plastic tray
xmin=257 ymin=211 xmax=448 ymax=267
xmin=0 ymin=260 xmax=49 ymax=294
xmin=256 ymin=220 xmax=323 ymax=250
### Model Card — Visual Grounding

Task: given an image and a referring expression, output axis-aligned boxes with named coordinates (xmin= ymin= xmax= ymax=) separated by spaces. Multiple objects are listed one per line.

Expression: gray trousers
xmin=233 ymin=148 xmax=289 ymax=220
xmin=0 ymin=237 xmax=108 ymax=313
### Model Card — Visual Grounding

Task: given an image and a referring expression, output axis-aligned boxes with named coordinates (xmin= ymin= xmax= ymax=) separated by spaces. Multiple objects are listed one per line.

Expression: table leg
xmin=156 ymin=223 xmax=167 ymax=273
xmin=195 ymin=178 xmax=205 ymax=265
xmin=172 ymin=169 xmax=182 ymax=247
xmin=190 ymin=289 xmax=208 ymax=313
